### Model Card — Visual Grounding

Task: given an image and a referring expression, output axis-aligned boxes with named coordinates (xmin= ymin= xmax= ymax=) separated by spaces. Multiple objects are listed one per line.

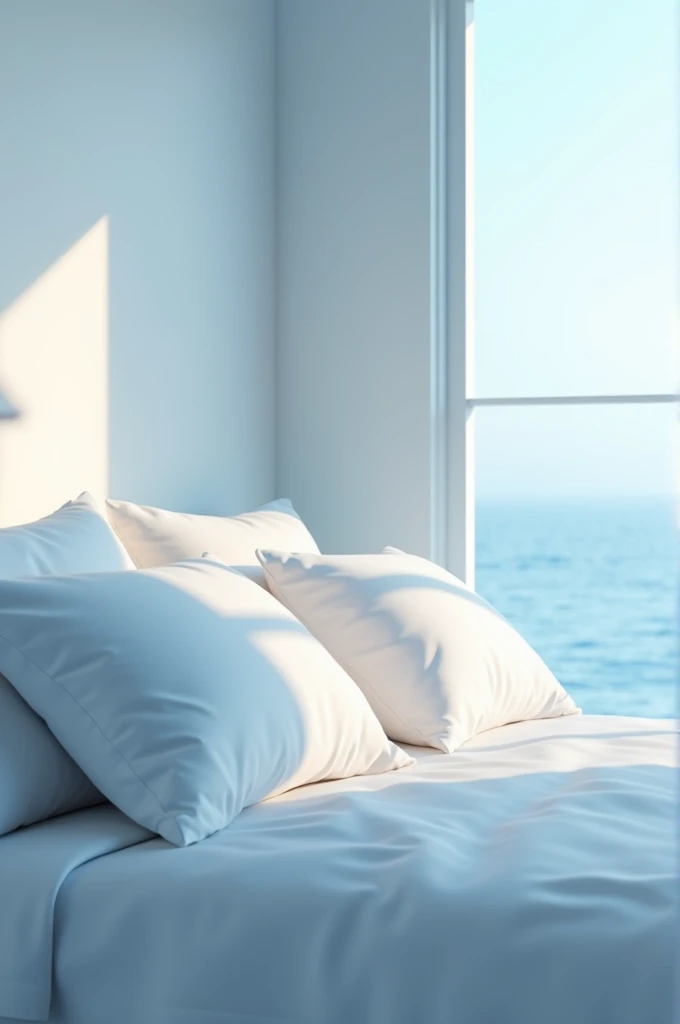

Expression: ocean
xmin=475 ymin=500 xmax=678 ymax=719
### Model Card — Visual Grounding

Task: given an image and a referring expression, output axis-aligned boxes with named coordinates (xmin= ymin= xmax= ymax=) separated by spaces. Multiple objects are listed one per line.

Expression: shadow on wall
xmin=0 ymin=0 xmax=276 ymax=527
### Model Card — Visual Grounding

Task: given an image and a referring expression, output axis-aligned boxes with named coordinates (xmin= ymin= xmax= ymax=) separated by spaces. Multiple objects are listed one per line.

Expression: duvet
xmin=0 ymin=714 xmax=676 ymax=1024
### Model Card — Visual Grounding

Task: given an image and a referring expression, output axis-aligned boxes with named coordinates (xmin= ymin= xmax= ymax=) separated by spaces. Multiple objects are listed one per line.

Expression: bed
xmin=1 ymin=713 xmax=676 ymax=1024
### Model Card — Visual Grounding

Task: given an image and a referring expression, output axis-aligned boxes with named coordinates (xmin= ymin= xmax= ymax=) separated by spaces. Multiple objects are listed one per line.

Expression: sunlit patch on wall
xmin=0 ymin=217 xmax=108 ymax=526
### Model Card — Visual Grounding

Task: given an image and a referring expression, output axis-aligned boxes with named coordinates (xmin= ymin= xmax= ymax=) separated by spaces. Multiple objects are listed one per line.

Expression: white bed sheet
xmin=0 ymin=714 xmax=677 ymax=1024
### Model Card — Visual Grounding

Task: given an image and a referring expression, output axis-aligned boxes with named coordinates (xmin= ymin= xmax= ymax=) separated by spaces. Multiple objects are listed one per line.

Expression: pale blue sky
xmin=475 ymin=0 xmax=677 ymax=499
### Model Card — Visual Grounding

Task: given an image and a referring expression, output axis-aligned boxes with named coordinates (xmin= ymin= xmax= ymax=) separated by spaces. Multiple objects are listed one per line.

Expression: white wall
xmin=0 ymin=0 xmax=275 ymax=525
xmin=276 ymin=0 xmax=433 ymax=555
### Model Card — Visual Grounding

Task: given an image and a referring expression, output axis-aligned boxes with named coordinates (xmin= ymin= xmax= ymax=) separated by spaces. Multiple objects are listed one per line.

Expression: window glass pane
xmin=474 ymin=405 xmax=677 ymax=716
xmin=475 ymin=0 xmax=678 ymax=397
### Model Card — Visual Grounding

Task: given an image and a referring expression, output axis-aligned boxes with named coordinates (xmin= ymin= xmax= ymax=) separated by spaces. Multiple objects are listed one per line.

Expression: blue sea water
xmin=475 ymin=500 xmax=678 ymax=718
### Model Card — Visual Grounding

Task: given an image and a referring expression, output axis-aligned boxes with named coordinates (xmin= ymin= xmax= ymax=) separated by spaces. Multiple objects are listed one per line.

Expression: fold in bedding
xmin=0 ymin=805 xmax=151 ymax=1022
xmin=0 ymin=715 xmax=676 ymax=1024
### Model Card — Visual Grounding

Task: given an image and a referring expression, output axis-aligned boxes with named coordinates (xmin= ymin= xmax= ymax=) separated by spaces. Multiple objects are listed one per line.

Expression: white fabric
xmin=0 ymin=557 xmax=412 ymax=846
xmin=106 ymin=498 xmax=318 ymax=584
xmin=0 ymin=491 xmax=134 ymax=838
xmin=257 ymin=546 xmax=580 ymax=752
xmin=0 ymin=491 xmax=134 ymax=576
xmin=0 ymin=714 xmax=675 ymax=1024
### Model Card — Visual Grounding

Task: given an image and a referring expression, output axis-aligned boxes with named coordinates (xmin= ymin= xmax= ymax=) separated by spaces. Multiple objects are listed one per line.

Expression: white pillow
xmin=0 ymin=491 xmax=134 ymax=837
xmin=106 ymin=498 xmax=318 ymax=584
xmin=0 ymin=491 xmax=134 ymax=576
xmin=0 ymin=557 xmax=412 ymax=846
xmin=257 ymin=546 xmax=580 ymax=753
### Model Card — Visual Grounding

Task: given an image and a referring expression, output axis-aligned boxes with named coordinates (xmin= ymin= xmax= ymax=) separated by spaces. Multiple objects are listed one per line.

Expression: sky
xmin=474 ymin=0 xmax=678 ymax=499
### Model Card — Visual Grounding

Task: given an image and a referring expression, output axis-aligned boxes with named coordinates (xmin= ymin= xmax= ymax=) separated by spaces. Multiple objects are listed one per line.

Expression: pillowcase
xmin=0 ymin=681 xmax=102 ymax=834
xmin=0 ymin=558 xmax=412 ymax=846
xmin=0 ymin=492 xmax=133 ymax=836
xmin=105 ymin=497 xmax=319 ymax=584
xmin=257 ymin=547 xmax=580 ymax=753
xmin=0 ymin=491 xmax=134 ymax=577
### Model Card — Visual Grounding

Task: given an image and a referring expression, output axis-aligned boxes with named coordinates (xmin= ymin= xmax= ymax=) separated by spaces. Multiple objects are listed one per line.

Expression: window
xmin=432 ymin=0 xmax=677 ymax=716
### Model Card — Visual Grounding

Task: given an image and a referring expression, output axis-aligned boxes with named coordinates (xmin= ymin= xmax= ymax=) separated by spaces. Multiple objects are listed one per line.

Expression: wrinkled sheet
xmin=0 ymin=714 xmax=677 ymax=1024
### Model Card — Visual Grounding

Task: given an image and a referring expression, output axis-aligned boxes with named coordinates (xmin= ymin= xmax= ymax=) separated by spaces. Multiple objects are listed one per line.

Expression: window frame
xmin=431 ymin=0 xmax=679 ymax=588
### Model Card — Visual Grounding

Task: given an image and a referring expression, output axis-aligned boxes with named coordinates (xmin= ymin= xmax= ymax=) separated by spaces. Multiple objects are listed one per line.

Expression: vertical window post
xmin=430 ymin=0 xmax=475 ymax=584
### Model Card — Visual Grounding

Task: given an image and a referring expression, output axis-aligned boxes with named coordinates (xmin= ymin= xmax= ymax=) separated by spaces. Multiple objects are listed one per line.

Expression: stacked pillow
xmin=0 ymin=557 xmax=411 ymax=846
xmin=104 ymin=497 xmax=319 ymax=586
xmin=0 ymin=495 xmax=411 ymax=846
xmin=0 ymin=492 xmax=579 ymax=848
xmin=0 ymin=493 xmax=132 ymax=835
xmin=257 ymin=547 xmax=580 ymax=753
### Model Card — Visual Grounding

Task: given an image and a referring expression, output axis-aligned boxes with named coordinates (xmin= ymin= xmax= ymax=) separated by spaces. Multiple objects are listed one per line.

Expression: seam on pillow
xmin=258 ymin=562 xmax=434 ymax=747
xmin=0 ymin=633 xmax=179 ymax=842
